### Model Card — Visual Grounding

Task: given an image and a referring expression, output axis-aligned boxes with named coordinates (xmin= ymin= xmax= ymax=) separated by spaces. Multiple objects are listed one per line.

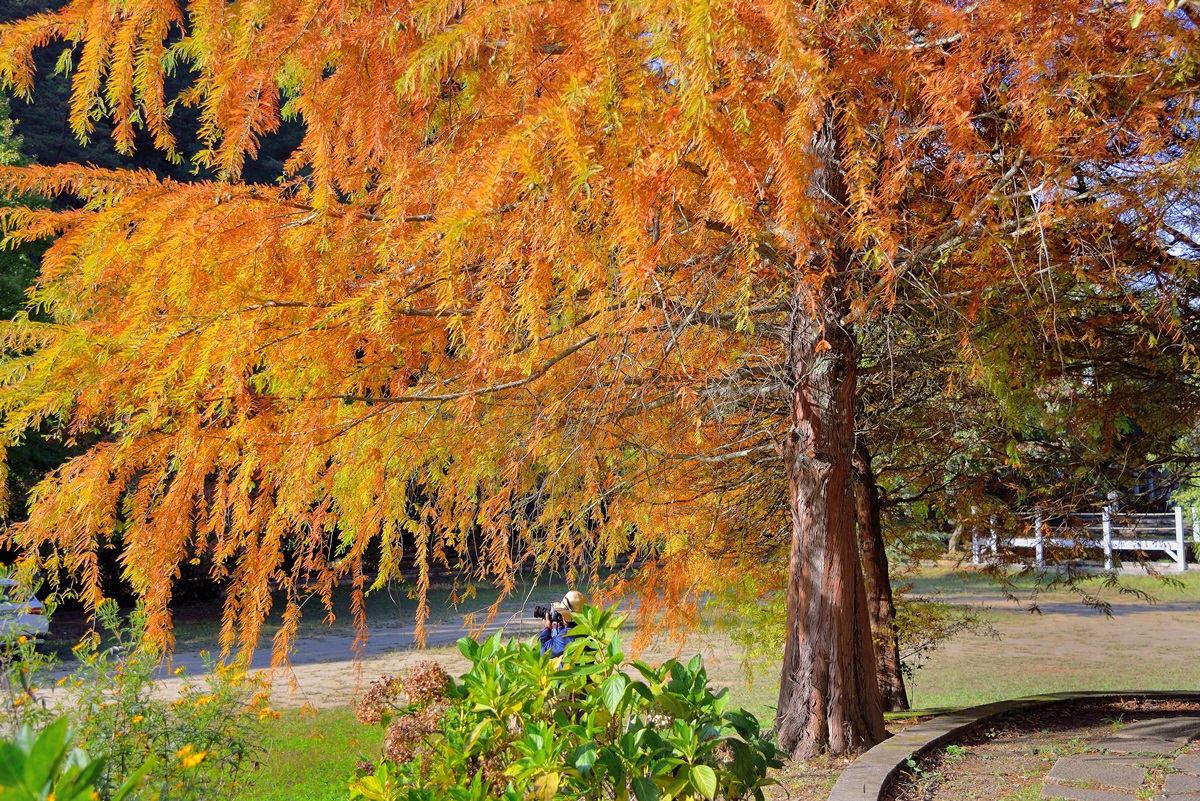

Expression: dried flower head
xmin=382 ymin=704 xmax=445 ymax=765
xmin=356 ymin=675 xmax=403 ymax=725
xmin=402 ymin=661 xmax=451 ymax=706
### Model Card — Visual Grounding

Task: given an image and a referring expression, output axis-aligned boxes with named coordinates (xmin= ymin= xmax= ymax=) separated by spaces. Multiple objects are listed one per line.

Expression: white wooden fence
xmin=972 ymin=507 xmax=1200 ymax=569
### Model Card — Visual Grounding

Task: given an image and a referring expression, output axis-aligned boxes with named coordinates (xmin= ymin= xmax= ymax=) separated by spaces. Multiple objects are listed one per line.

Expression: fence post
xmin=1192 ymin=507 xmax=1199 ymax=544
xmin=1034 ymin=507 xmax=1044 ymax=568
xmin=1176 ymin=506 xmax=1186 ymax=569
xmin=989 ymin=514 xmax=998 ymax=556
xmin=971 ymin=506 xmax=980 ymax=565
xmin=1103 ymin=506 xmax=1113 ymax=571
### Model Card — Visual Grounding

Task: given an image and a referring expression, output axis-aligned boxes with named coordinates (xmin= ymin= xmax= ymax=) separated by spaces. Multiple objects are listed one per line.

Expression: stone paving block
xmin=1094 ymin=736 xmax=1185 ymax=755
xmin=1102 ymin=718 xmax=1200 ymax=744
xmin=1153 ymin=794 xmax=1200 ymax=800
xmin=1175 ymin=754 xmax=1200 ymax=776
xmin=1041 ymin=784 xmax=1137 ymax=801
xmin=1165 ymin=775 xmax=1200 ymax=794
xmin=1047 ymin=755 xmax=1148 ymax=790
xmin=826 ymin=695 xmax=1200 ymax=801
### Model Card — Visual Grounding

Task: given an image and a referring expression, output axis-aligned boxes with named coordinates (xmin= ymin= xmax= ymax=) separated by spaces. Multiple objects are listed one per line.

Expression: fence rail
xmin=972 ymin=506 xmax=1199 ymax=569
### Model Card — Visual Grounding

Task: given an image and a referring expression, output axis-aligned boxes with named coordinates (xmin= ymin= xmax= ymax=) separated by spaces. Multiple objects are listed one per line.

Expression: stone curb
xmin=827 ymin=691 xmax=1200 ymax=801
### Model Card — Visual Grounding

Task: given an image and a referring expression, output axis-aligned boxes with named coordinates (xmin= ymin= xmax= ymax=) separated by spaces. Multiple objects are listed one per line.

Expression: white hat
xmin=551 ymin=590 xmax=589 ymax=623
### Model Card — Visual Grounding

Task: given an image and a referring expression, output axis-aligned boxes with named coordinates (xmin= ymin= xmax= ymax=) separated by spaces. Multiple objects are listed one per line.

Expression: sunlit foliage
xmin=1 ymin=0 xmax=1200 ymax=753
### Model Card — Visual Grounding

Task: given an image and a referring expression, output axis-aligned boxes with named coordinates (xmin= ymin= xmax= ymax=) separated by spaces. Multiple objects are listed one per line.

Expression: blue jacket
xmin=539 ymin=625 xmax=573 ymax=658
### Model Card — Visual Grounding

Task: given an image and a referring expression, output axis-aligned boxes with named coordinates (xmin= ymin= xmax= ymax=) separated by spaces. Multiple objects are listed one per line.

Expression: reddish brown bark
xmin=853 ymin=442 xmax=909 ymax=712
xmin=774 ymin=102 xmax=887 ymax=759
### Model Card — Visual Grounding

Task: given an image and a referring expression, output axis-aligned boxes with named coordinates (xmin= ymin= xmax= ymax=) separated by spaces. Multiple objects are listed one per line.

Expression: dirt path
xmin=143 ymin=586 xmax=1200 ymax=712
xmin=152 ymin=608 xmax=546 ymax=707
xmin=149 ymin=606 xmax=771 ymax=710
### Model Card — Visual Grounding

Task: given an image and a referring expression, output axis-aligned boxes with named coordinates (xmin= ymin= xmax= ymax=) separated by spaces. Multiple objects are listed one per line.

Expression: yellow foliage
xmin=0 ymin=0 xmax=1194 ymax=666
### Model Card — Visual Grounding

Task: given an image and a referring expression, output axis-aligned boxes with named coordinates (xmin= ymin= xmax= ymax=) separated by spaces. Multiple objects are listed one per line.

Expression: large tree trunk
xmin=775 ymin=102 xmax=886 ymax=759
xmin=947 ymin=522 xmax=963 ymax=554
xmin=853 ymin=442 xmax=909 ymax=712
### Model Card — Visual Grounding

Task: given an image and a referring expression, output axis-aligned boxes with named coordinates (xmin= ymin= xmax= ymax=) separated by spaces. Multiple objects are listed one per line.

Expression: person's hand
xmin=543 ymin=617 xmax=552 ymax=631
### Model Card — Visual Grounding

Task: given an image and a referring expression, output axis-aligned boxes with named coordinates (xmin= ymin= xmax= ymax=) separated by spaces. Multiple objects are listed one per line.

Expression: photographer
xmin=536 ymin=590 xmax=587 ymax=658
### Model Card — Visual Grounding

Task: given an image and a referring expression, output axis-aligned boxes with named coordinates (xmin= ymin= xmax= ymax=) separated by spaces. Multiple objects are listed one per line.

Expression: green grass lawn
xmin=219 ymin=562 xmax=1200 ymax=795
xmin=889 ymin=564 xmax=1200 ymax=711
xmin=898 ymin=563 xmax=1200 ymax=603
xmin=236 ymin=708 xmax=383 ymax=801
xmin=714 ymin=563 xmax=1200 ymax=716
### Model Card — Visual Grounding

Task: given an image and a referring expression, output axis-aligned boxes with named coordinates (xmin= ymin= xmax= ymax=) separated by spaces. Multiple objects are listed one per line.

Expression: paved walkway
xmin=1042 ymin=717 xmax=1200 ymax=801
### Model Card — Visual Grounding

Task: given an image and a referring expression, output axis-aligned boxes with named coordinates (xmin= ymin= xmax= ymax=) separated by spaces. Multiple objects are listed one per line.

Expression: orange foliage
xmin=0 ymin=0 xmax=1197 ymax=670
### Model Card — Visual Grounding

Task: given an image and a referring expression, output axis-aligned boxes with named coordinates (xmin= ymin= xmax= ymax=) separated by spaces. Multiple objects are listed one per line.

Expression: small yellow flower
xmin=181 ymin=751 xmax=207 ymax=769
xmin=194 ymin=694 xmax=216 ymax=708
xmin=131 ymin=715 xmax=145 ymax=724
xmin=173 ymin=666 xmax=185 ymax=676
xmin=176 ymin=744 xmax=194 ymax=758
xmin=17 ymin=635 xmax=27 ymax=645
xmin=56 ymin=677 xmax=69 ymax=687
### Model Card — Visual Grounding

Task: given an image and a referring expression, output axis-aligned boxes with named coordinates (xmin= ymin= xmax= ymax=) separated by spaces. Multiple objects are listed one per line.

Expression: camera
xmin=533 ymin=604 xmax=565 ymax=626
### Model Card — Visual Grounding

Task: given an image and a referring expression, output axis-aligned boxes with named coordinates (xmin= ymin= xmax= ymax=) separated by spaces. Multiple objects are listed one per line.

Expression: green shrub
xmin=349 ymin=605 xmax=781 ymax=801
xmin=0 ymin=717 xmax=150 ymax=801
xmin=2 ymin=600 xmax=272 ymax=800
xmin=1 ymin=632 xmax=57 ymax=740
xmin=893 ymin=596 xmax=994 ymax=681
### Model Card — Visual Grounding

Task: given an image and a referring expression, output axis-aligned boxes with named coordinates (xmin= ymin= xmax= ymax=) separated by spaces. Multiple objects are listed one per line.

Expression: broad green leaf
xmin=68 ymin=755 xmax=106 ymax=796
xmin=631 ymin=660 xmax=664 ymax=682
xmin=690 ymin=764 xmax=718 ymax=799
xmin=458 ymin=637 xmax=480 ymax=661
xmin=601 ymin=673 xmax=629 ymax=713
xmin=0 ymin=742 xmax=24 ymax=786
xmin=631 ymin=776 xmax=660 ymax=801
xmin=24 ymin=717 xmax=70 ymax=792
xmin=630 ymin=681 xmax=655 ymax=701
xmin=574 ymin=743 xmax=598 ymax=775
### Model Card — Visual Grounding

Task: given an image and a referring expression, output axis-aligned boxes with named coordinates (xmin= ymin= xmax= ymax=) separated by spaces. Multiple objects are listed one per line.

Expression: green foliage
xmin=2 ymin=600 xmax=271 ymax=800
xmin=0 ymin=717 xmax=150 ymax=801
xmin=0 ymin=92 xmax=45 ymax=321
xmin=0 ymin=94 xmax=21 ymax=167
xmin=350 ymin=605 xmax=781 ymax=801
xmin=714 ymin=576 xmax=992 ymax=690
xmin=0 ymin=572 xmax=56 ymax=738
xmin=708 ymin=566 xmax=785 ymax=685
xmin=0 ymin=94 xmax=60 ymax=522
xmin=893 ymin=597 xmax=994 ymax=682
